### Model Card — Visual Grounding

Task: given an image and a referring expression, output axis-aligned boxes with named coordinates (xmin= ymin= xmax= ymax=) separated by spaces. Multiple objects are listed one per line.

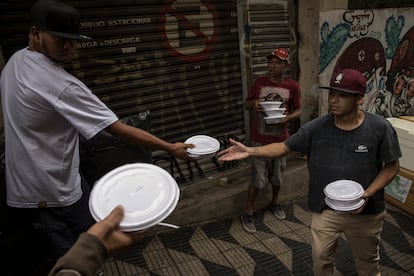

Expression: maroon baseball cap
xmin=319 ymin=69 xmax=366 ymax=96
xmin=267 ymin=48 xmax=289 ymax=62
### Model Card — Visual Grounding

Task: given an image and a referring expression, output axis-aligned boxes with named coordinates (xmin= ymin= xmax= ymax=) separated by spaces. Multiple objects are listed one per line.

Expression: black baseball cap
xmin=30 ymin=0 xmax=92 ymax=41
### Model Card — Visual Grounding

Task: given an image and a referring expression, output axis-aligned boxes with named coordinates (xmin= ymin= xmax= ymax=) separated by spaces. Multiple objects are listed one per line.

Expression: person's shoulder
xmin=303 ymin=113 xmax=331 ymax=129
xmin=283 ymin=77 xmax=298 ymax=83
xmin=364 ymin=112 xmax=388 ymax=124
xmin=7 ymin=48 xmax=25 ymax=60
xmin=365 ymin=111 xmax=382 ymax=119
xmin=282 ymin=77 xmax=298 ymax=83
xmin=282 ymin=77 xmax=300 ymax=88
xmin=292 ymin=114 xmax=331 ymax=139
xmin=363 ymin=112 xmax=396 ymax=132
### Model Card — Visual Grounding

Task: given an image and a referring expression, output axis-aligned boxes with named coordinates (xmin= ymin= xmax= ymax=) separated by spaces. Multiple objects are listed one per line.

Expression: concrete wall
xmin=320 ymin=0 xmax=348 ymax=11
xmin=297 ymin=0 xmax=320 ymax=123
xmin=296 ymin=0 xmax=349 ymax=123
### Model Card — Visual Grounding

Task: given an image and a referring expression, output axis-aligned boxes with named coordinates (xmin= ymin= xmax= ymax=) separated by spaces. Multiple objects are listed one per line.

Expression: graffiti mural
xmin=320 ymin=8 xmax=414 ymax=117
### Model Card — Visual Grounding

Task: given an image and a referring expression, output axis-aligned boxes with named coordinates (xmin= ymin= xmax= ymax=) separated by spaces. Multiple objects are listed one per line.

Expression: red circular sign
xmin=159 ymin=0 xmax=219 ymax=62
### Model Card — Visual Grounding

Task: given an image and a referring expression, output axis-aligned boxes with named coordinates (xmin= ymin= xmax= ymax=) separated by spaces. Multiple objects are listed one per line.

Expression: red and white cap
xmin=267 ymin=48 xmax=290 ymax=62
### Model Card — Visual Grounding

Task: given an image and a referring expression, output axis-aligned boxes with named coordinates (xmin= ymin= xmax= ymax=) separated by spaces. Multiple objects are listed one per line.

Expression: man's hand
xmin=255 ymin=100 xmax=263 ymax=112
xmin=351 ymin=191 xmax=370 ymax=214
xmin=169 ymin=142 xmax=194 ymax=160
xmin=87 ymin=205 xmax=146 ymax=255
xmin=217 ymin=138 xmax=250 ymax=161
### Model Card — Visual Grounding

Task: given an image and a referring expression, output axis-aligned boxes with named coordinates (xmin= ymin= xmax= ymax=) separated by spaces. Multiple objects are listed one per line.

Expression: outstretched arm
xmin=106 ymin=120 xmax=193 ymax=160
xmin=217 ymin=138 xmax=291 ymax=161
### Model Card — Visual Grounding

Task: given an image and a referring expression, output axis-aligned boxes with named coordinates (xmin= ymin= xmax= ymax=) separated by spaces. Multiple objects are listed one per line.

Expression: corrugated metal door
xmin=0 ymin=0 xmax=244 ymax=185
xmin=237 ymin=0 xmax=298 ymax=142
xmin=246 ymin=0 xmax=297 ymax=82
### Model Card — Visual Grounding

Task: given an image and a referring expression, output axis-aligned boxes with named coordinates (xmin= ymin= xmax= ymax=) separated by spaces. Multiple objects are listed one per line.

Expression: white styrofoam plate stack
xmin=264 ymin=114 xmax=287 ymax=124
xmin=324 ymin=180 xmax=365 ymax=212
xmin=185 ymin=135 xmax=220 ymax=159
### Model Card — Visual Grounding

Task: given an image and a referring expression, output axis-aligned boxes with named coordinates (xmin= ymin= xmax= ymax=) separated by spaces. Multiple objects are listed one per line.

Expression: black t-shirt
xmin=285 ymin=112 xmax=401 ymax=214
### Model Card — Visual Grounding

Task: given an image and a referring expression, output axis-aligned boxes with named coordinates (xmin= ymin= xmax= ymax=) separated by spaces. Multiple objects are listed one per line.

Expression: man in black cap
xmin=28 ymin=0 xmax=92 ymax=63
xmin=218 ymin=69 xmax=401 ymax=275
xmin=0 ymin=0 xmax=192 ymax=262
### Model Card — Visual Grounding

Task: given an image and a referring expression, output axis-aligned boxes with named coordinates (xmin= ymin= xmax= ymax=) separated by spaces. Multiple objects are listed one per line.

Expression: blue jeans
xmin=5 ymin=175 xmax=95 ymax=259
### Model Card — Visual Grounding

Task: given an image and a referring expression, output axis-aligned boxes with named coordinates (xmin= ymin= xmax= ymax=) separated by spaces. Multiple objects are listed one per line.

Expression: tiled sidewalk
xmin=102 ymin=199 xmax=414 ymax=275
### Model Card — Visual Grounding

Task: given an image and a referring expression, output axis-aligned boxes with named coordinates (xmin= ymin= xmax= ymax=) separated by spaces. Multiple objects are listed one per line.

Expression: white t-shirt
xmin=0 ymin=48 xmax=118 ymax=208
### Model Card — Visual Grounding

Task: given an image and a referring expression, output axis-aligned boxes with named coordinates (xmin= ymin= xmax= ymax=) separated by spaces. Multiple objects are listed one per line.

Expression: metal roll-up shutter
xmin=0 ymin=0 xmax=244 ymax=185
xmin=238 ymin=0 xmax=298 ymax=140
xmin=245 ymin=0 xmax=297 ymax=83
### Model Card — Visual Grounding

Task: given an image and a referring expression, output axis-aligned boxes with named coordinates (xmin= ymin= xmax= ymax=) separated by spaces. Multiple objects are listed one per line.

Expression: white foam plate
xmin=264 ymin=115 xmax=286 ymax=124
xmin=324 ymin=180 xmax=364 ymax=201
xmin=325 ymin=197 xmax=365 ymax=212
xmin=264 ymin=108 xmax=286 ymax=117
xmin=185 ymin=135 xmax=220 ymax=155
xmin=263 ymin=108 xmax=286 ymax=111
xmin=188 ymin=152 xmax=216 ymax=159
xmin=89 ymin=163 xmax=180 ymax=232
xmin=264 ymin=115 xmax=287 ymax=119
xmin=259 ymin=101 xmax=282 ymax=109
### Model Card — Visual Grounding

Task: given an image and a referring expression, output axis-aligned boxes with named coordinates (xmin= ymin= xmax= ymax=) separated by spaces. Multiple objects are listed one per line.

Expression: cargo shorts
xmin=250 ymin=141 xmax=286 ymax=189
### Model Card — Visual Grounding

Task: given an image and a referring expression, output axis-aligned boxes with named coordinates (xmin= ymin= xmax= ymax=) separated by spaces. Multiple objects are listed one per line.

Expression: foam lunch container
xmin=323 ymin=179 xmax=365 ymax=212
xmin=89 ymin=163 xmax=180 ymax=232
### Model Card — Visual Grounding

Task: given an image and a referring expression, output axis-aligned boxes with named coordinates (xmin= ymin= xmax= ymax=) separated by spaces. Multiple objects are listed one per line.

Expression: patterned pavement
xmin=101 ymin=199 xmax=414 ymax=276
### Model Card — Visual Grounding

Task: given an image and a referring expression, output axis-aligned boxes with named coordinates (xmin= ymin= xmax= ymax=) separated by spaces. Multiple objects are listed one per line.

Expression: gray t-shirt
xmin=1 ymin=48 xmax=118 ymax=208
xmin=285 ymin=112 xmax=401 ymax=214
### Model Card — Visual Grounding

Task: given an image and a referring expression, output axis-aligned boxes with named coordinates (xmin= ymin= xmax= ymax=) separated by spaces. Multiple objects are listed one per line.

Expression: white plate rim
xmin=89 ymin=163 xmax=180 ymax=232
xmin=259 ymin=101 xmax=282 ymax=105
xmin=323 ymin=179 xmax=364 ymax=201
xmin=185 ymin=135 xmax=220 ymax=154
xmin=325 ymin=197 xmax=365 ymax=211
xmin=263 ymin=108 xmax=286 ymax=111
xmin=264 ymin=114 xmax=287 ymax=119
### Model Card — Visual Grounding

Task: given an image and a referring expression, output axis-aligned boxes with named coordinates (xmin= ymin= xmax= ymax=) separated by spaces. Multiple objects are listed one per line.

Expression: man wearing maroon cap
xmin=240 ymin=48 xmax=302 ymax=233
xmin=218 ymin=69 xmax=401 ymax=275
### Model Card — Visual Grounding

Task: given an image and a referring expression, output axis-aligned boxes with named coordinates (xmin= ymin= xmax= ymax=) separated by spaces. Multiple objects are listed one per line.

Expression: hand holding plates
xmin=185 ymin=135 xmax=220 ymax=159
xmin=89 ymin=163 xmax=180 ymax=232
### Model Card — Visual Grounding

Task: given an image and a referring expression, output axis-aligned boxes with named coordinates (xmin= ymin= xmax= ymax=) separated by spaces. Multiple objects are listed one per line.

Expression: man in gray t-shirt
xmin=218 ymin=69 xmax=401 ymax=276
xmin=0 ymin=0 xmax=193 ymax=264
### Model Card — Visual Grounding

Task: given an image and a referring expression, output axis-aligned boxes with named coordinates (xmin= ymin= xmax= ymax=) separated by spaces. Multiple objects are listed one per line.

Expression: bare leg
xmin=245 ymin=186 xmax=258 ymax=215
xmin=271 ymin=185 xmax=280 ymax=205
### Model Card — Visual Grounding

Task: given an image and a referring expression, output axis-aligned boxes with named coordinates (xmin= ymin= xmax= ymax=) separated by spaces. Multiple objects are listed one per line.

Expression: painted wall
xmin=319 ymin=8 xmax=414 ymax=117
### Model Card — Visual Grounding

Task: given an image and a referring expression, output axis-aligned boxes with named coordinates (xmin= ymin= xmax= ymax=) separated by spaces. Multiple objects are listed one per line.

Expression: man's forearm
xmin=48 ymin=233 xmax=109 ymax=276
